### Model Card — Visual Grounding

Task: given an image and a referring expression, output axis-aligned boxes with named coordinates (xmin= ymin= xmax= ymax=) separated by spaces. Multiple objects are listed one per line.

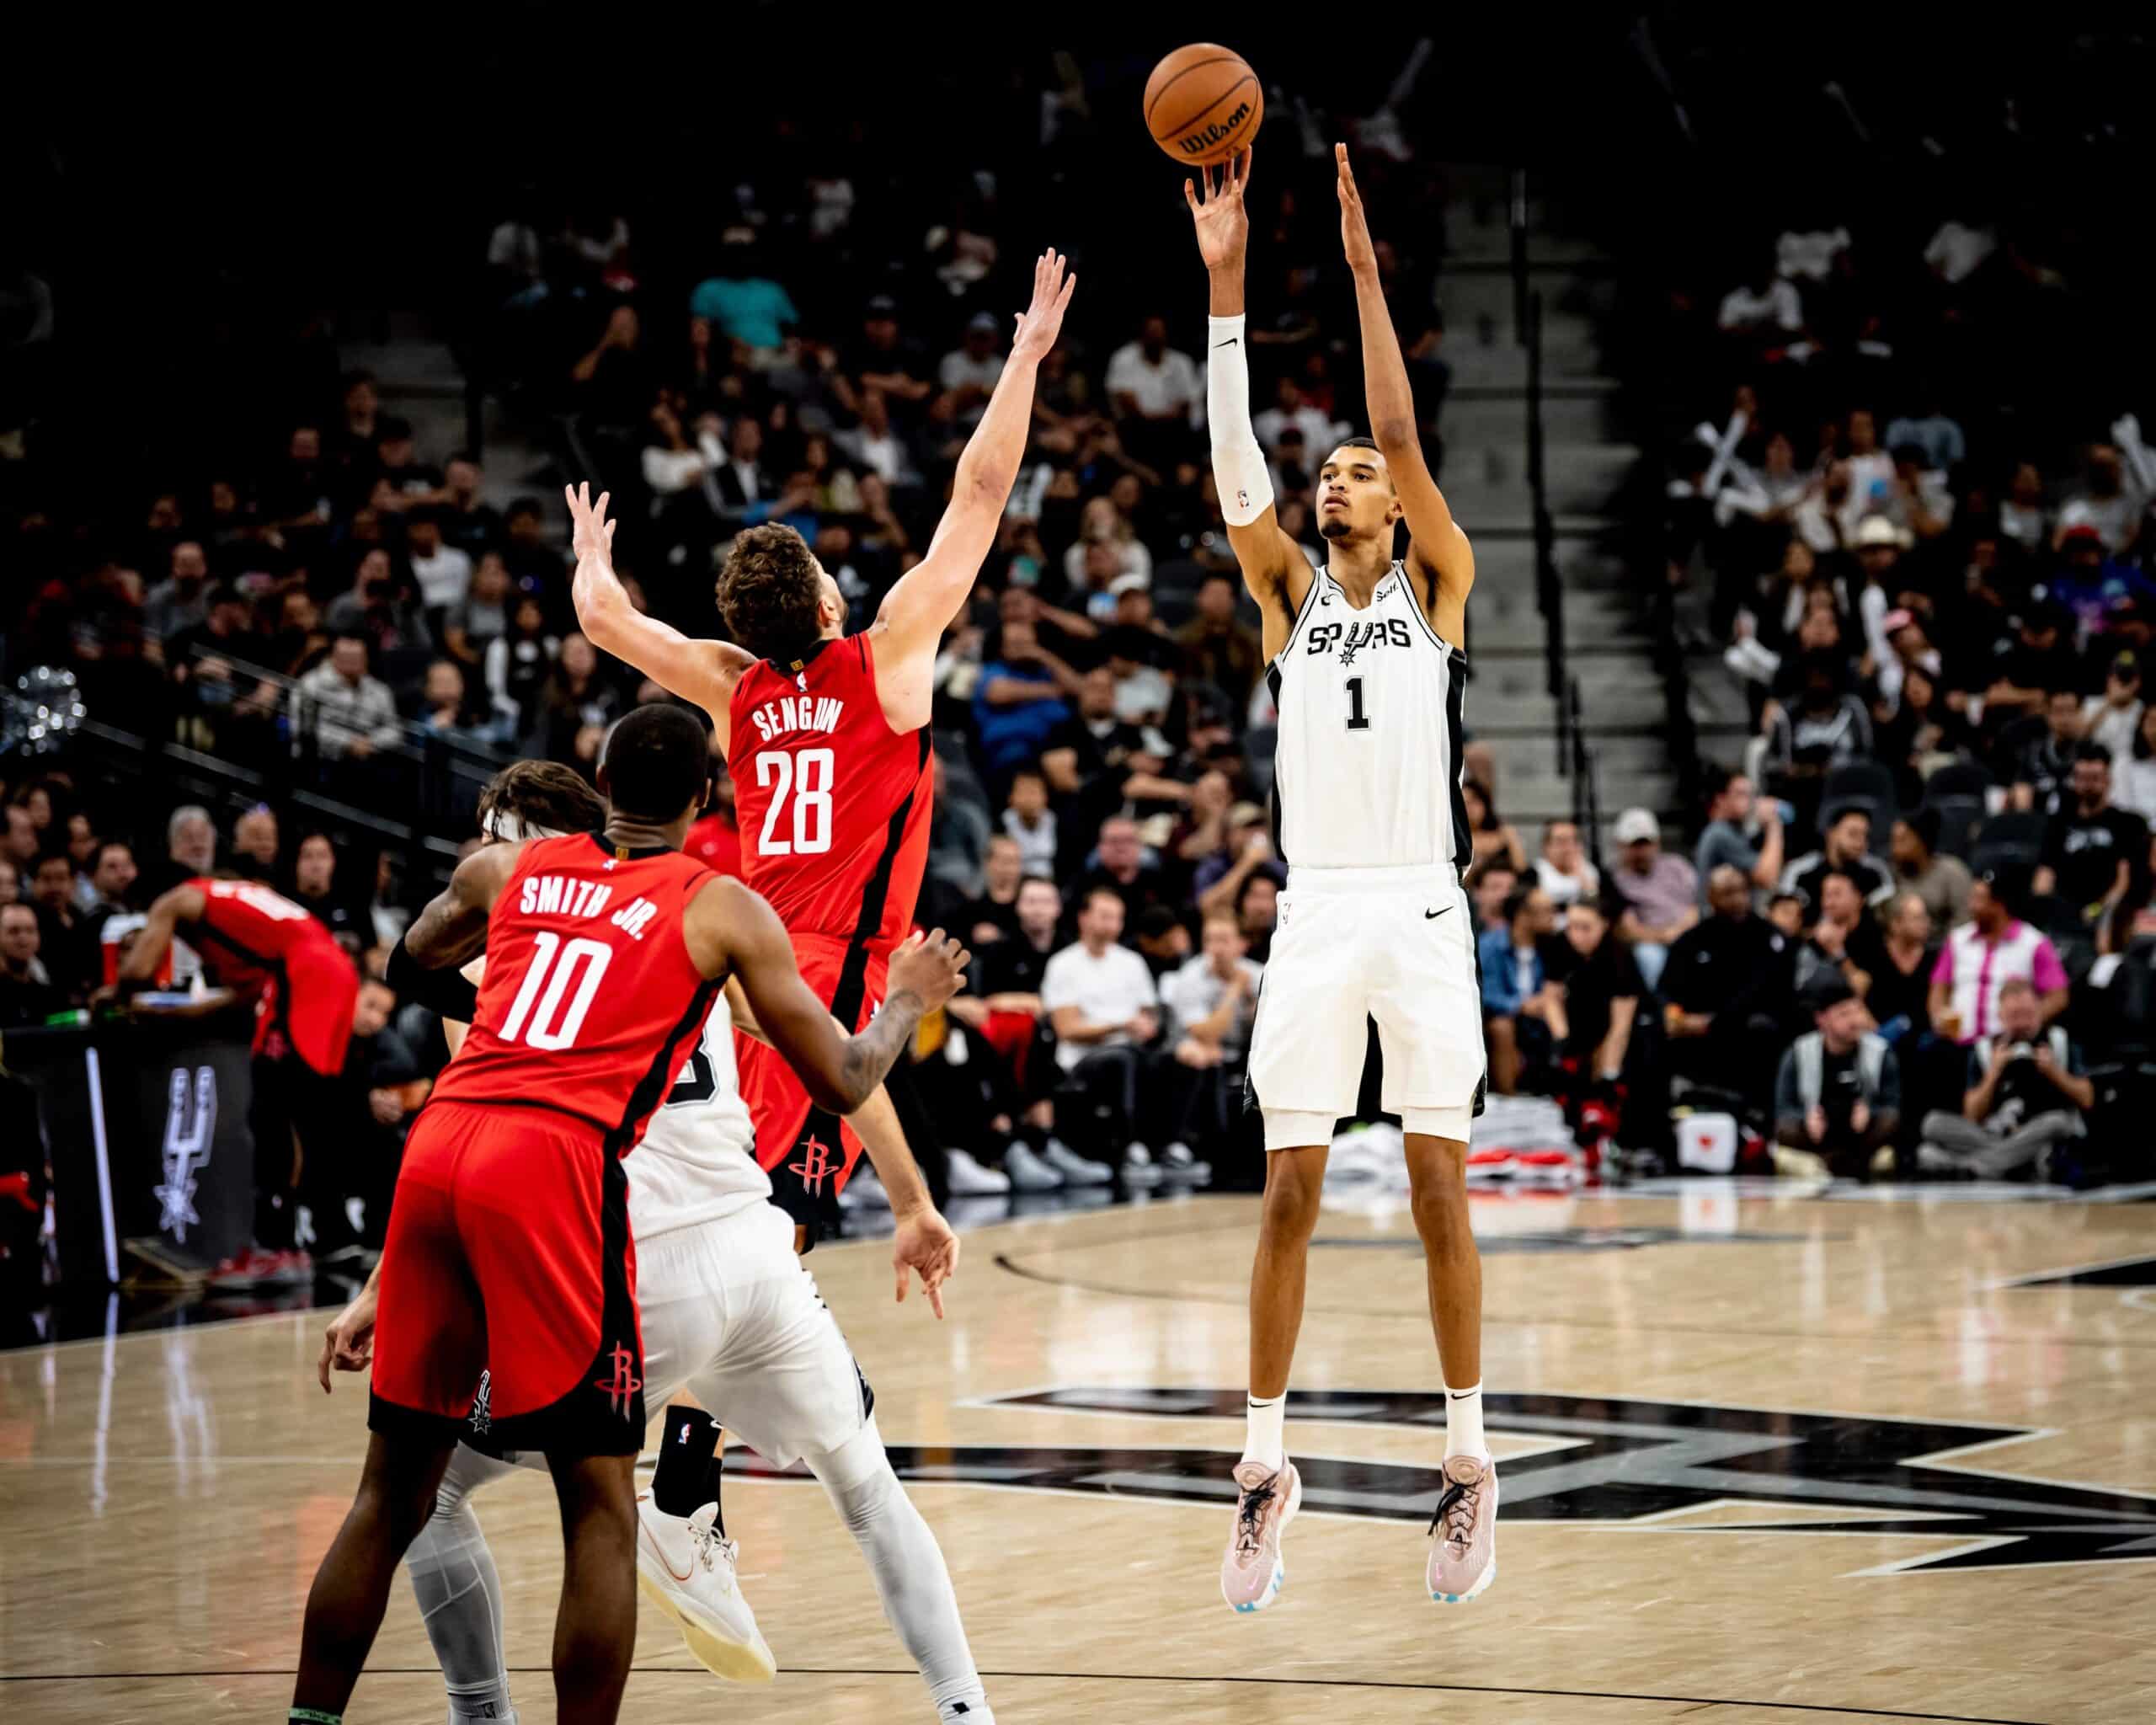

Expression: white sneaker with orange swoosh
xmin=634 ymin=1492 xmax=776 ymax=1682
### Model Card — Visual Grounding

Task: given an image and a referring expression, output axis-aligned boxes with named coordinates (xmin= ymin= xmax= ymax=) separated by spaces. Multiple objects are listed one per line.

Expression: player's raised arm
xmin=868 ymin=250 xmax=1075 ymax=718
xmin=566 ymin=482 xmax=756 ymax=751
xmin=1336 ymin=143 xmax=1473 ymax=641
xmin=1188 ymin=148 xmax=1310 ymax=660
xmin=690 ymin=876 xmax=966 ymax=1114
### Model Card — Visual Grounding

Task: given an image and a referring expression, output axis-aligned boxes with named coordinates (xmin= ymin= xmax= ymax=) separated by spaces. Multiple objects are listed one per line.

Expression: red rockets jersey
xmin=186 ymin=877 xmax=347 ymax=996
xmin=430 ymin=834 xmax=720 ymax=1152
xmin=728 ymin=633 xmax=932 ymax=953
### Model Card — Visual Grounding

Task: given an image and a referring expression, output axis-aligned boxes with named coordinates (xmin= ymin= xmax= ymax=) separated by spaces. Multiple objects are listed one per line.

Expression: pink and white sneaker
xmin=1220 ymin=1458 xmax=1301 ymax=1614
xmin=1427 ymin=1454 xmax=1498 ymax=1603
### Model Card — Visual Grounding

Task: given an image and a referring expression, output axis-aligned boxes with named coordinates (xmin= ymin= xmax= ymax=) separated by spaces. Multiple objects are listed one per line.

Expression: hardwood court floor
xmin=4 ymin=1186 xmax=2154 ymax=1724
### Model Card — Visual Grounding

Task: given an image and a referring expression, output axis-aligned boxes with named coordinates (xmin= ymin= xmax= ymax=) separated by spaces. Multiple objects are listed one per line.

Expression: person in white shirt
xmin=1533 ymin=819 xmax=1599 ymax=914
xmin=2116 ymin=703 xmax=2156 ymax=824
xmin=1251 ymin=377 xmax=1341 ymax=460
xmin=1000 ymin=765 xmax=1058 ymax=876
xmin=2081 ymin=651 xmax=2144 ymax=764
xmin=1105 ymin=315 xmax=1202 ymax=429
xmin=1716 ymin=261 xmax=1801 ymax=337
xmin=405 ymin=514 xmax=473 ymax=615
xmin=937 ymin=312 xmax=1006 ymax=427
xmin=1152 ymin=909 xmax=1263 ymax=1178
xmin=1041 ymin=887 xmax=1161 ymax=1172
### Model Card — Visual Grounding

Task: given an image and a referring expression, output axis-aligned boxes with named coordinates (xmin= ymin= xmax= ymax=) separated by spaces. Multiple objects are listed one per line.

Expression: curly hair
xmin=478 ymin=758 xmax=606 ymax=839
xmin=717 ymin=524 xmax=825 ymax=664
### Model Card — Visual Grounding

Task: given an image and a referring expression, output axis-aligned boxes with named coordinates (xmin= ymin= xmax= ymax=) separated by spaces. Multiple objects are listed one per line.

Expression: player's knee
xmin=1260 ymin=1160 xmax=1326 ymax=1238
xmin=1408 ymin=1172 xmax=1468 ymax=1247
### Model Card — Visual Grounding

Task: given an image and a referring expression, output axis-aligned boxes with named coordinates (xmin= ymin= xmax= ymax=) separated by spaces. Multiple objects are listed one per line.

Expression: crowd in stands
xmin=1606 ymin=192 xmax=2156 ymax=1183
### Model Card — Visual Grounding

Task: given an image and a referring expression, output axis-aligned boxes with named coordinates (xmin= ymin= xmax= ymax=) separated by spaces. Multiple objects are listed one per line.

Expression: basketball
xmin=1144 ymin=43 xmax=1262 ymax=167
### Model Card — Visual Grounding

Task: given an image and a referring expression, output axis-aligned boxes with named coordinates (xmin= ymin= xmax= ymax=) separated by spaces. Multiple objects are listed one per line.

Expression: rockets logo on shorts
xmin=595 ymin=1343 xmax=643 ymax=1418
xmin=788 ymin=1132 xmax=841 ymax=1194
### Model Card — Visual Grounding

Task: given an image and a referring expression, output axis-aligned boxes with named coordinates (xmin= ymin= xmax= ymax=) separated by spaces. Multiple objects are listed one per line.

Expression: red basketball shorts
xmin=256 ymin=941 xmax=359 ymax=1077
xmin=369 ymin=1101 xmax=645 ymax=1455
xmin=737 ymin=931 xmax=887 ymax=1238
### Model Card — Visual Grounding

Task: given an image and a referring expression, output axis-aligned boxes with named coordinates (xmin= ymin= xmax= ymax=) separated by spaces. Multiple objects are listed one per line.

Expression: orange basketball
xmin=1144 ymin=43 xmax=1262 ymax=168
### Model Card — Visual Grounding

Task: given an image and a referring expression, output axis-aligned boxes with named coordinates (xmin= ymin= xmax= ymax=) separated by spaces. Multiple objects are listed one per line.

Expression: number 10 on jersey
xmin=756 ymin=746 xmax=834 ymax=855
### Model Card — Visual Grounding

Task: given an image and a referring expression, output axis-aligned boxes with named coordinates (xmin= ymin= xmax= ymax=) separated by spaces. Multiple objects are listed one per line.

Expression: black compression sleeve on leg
xmin=651 ymin=1406 xmax=721 ymax=1518
xmin=386 ymin=936 xmax=481 ymax=1023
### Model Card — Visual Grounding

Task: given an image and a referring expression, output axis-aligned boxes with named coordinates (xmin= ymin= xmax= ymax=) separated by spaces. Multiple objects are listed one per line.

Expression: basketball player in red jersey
xmin=571 ymin=247 xmax=1076 ymax=1240
xmin=290 ymin=704 xmax=967 ymax=1725
xmin=116 ymin=870 xmax=360 ymax=1284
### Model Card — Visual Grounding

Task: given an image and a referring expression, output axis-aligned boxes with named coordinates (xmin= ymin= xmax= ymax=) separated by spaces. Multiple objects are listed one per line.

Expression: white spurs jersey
xmin=1265 ymin=561 xmax=1471 ymax=873
xmin=624 ymin=997 xmax=769 ymax=1238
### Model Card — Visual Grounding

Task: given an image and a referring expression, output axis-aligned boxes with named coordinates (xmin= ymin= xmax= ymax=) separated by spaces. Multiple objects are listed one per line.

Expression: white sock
xmin=808 ymin=1419 xmax=987 ymax=1722
xmin=1444 ymin=1382 xmax=1486 ymax=1460
xmin=1241 ymin=1394 xmax=1286 ymax=1471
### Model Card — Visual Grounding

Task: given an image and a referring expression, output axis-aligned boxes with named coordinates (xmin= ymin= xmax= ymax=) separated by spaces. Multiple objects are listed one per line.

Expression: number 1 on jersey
xmin=756 ymin=746 xmax=834 ymax=856
xmin=1345 ymin=676 xmax=1370 ymax=731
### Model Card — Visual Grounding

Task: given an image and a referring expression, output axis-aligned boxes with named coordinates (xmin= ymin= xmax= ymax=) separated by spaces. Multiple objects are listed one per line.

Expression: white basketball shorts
xmin=1246 ymin=862 xmax=1486 ymax=1151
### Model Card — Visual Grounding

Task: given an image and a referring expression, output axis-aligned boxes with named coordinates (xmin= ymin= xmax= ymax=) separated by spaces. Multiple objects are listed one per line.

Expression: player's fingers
xmin=318 ymin=1336 xmax=334 ymax=1392
xmin=1057 ymin=274 xmax=1077 ymax=309
xmin=894 ymin=1263 xmax=909 ymax=1303
xmin=1239 ymin=145 xmax=1254 ymax=192
xmin=927 ymin=1279 xmax=946 ymax=1321
xmin=1183 ymin=177 xmax=1198 ymax=212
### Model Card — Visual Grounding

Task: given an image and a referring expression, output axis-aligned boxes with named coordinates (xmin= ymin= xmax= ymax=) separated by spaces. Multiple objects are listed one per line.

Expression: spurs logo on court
xmin=748 ymin=1389 xmax=2156 ymax=1576
xmin=468 ymin=1370 xmax=492 ymax=1435
xmin=789 ymin=1133 xmax=841 ymax=1194
xmin=153 ymin=1065 xmax=216 ymax=1241
xmin=594 ymin=1343 xmax=643 ymax=1418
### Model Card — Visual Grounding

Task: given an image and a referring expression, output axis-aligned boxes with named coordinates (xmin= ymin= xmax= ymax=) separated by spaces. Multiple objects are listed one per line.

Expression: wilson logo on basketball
xmin=1176 ymin=101 xmax=1252 ymax=155
xmin=594 ymin=1344 xmax=643 ymax=1418
xmin=789 ymin=1133 xmax=841 ymax=1194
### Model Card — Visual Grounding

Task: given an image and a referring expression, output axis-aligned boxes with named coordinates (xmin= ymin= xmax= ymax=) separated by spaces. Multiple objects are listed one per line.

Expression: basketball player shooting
xmin=1189 ymin=144 xmax=1496 ymax=1611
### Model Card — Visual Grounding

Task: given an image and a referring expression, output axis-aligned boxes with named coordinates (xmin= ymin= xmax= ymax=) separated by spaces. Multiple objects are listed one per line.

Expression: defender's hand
xmin=318 ymin=1283 xmax=379 ymax=1392
xmin=892 ymin=1205 xmax=960 ymax=1320
xmin=1011 ymin=249 xmax=1077 ymax=363
xmin=887 ymin=928 xmax=970 ymax=1013
xmin=1182 ymin=147 xmax=1252 ymax=272
xmin=564 ymin=480 xmax=618 ymax=568
xmin=1336 ymin=143 xmax=1377 ymax=277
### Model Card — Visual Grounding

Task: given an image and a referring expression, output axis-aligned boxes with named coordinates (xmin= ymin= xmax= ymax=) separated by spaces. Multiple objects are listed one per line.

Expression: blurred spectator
xmin=1773 ymin=975 xmax=1900 ymax=1180
xmin=325 ymin=547 xmax=433 ymax=660
xmin=2117 ymin=705 xmax=2156 ymax=823
xmin=1155 ymin=908 xmax=1262 ymax=1167
xmin=0 ymin=904 xmax=60 ymax=1028
xmin=407 ymin=512 xmax=473 ymax=619
xmin=1781 ymin=806 xmax=1892 ymax=911
xmin=1694 ymin=770 xmax=1785 ymax=904
xmin=485 ymin=595 xmax=560 ymax=728
xmin=2054 ymin=445 xmax=2143 ymax=556
xmin=1001 ymin=766 xmax=1058 ymax=876
xmin=1253 ymin=377 xmax=1343 ymax=460
xmin=29 ymin=852 xmax=93 ymax=1001
xmin=1479 ymin=883 xmax=1561 ymax=1094
xmin=446 ymin=553 xmax=516 ymax=670
xmin=1177 ymin=573 xmax=1263 ymax=706
xmin=937 ymin=312 xmax=1006 ymax=428
xmin=1470 ymin=861 xmax=1519 ymax=936
xmin=2052 ymin=531 xmax=2156 ymax=647
xmin=3 ymin=806 xmax=37 ymax=890
xmin=1062 ymin=495 xmax=1154 ymax=593
xmin=1533 ymin=819 xmax=1599 ymax=914
xmin=2032 ymin=744 xmax=2148 ymax=930
xmin=1929 ymin=873 xmax=2069 ymax=1045
xmin=295 ymin=634 xmax=402 ymax=764
xmin=163 ymin=804 xmax=219 ymax=895
xmin=2012 ymin=686 xmax=2088 ymax=814
xmin=1134 ymin=904 xmax=1192 ymax=980
xmin=1042 ymin=887 xmax=1159 ymax=1172
xmin=144 ymin=540 xmax=211 ymax=643
xmin=1607 ymin=809 xmax=1698 ymax=989
xmin=974 ymin=617 xmax=1081 ymax=776
xmin=1888 ymin=810 xmax=1972 ymax=930
xmin=1075 ymin=815 xmax=1168 ymax=935
xmin=1915 ymin=979 xmax=2091 ymax=1180
xmin=292 ymin=831 xmax=360 ymax=947
xmin=1794 ymin=868 xmax=1882 ymax=999
xmin=1716 ymin=252 xmax=1802 ymax=344
xmin=531 ymin=633 xmax=622 ymax=770
xmin=2081 ymin=652 xmax=2144 ymax=761
xmin=1230 ymin=860 xmax=1283 ymax=963
xmin=81 ymin=841 xmax=140 ymax=941
xmin=439 ymin=453 xmax=503 ymax=557
xmin=1105 ymin=314 xmax=1201 ymax=467
xmin=1867 ymin=891 xmax=1940 ymax=1043
xmin=1541 ymin=898 xmax=1642 ymax=1085
xmin=232 ymin=805 xmax=280 ymax=879
xmin=690 ymin=232 xmax=798 ymax=354
xmin=1664 ymin=866 xmax=1798 ymax=1103
xmin=501 ymin=499 xmax=567 ymax=595
xmin=330 ymin=976 xmax=430 ymax=1252
xmin=1460 ymin=778 xmax=1526 ymax=876
xmin=958 ymin=835 xmax=1025 ymax=947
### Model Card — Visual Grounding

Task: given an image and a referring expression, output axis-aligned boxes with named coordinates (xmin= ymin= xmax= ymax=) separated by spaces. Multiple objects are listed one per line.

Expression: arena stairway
xmin=1434 ymin=171 xmax=1748 ymax=842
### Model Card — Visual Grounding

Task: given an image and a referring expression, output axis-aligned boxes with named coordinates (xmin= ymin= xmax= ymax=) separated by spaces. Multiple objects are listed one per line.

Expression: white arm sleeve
xmin=1207 ymin=314 xmax=1273 ymax=527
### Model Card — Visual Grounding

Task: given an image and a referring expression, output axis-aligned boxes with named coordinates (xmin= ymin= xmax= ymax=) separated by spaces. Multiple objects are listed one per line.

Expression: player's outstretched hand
xmin=1182 ymin=147 xmax=1251 ymax=272
xmin=1011 ymin=248 xmax=1077 ymax=363
xmin=892 ymin=1204 xmax=961 ymax=1320
xmin=1335 ymin=142 xmax=1377 ymax=277
xmin=317 ymin=1281 xmax=379 ymax=1392
xmin=563 ymin=480 xmax=618 ymax=569
xmin=887 ymin=927 xmax=970 ymax=1012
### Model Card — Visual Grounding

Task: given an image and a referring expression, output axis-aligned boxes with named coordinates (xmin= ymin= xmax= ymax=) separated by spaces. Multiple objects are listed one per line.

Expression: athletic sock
xmin=940 ymin=1701 xmax=995 ymax=1723
xmin=1444 ymin=1382 xmax=1486 ymax=1460
xmin=652 ymin=1405 xmax=721 ymax=1518
xmin=289 ymin=1711 xmax=343 ymax=1724
xmin=701 ymin=1429 xmax=729 ymax=1537
xmin=1241 ymin=1393 xmax=1285 ymax=1472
